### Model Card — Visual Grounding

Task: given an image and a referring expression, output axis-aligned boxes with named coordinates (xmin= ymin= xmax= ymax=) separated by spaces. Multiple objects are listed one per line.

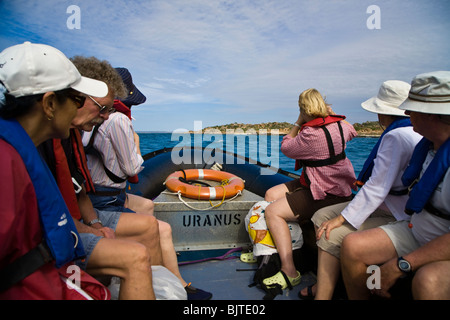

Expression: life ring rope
xmin=161 ymin=189 xmax=243 ymax=211
xmin=163 ymin=168 xmax=245 ymax=203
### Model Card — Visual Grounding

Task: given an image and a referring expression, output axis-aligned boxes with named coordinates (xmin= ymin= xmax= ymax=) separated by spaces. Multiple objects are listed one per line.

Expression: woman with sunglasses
xmin=0 ymin=42 xmax=108 ymax=299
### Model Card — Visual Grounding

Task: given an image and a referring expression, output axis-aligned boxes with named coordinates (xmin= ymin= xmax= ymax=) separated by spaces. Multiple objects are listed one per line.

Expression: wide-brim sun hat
xmin=0 ymin=41 xmax=108 ymax=98
xmin=361 ymin=80 xmax=411 ymax=116
xmin=399 ymin=71 xmax=450 ymax=115
xmin=115 ymin=67 xmax=146 ymax=106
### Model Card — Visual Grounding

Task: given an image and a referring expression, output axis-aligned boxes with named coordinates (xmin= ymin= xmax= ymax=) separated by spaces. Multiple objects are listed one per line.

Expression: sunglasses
xmin=88 ymin=95 xmax=116 ymax=114
xmin=66 ymin=93 xmax=86 ymax=109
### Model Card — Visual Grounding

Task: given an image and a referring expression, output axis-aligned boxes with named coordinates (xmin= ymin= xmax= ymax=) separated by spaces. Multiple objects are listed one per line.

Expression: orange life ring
xmin=164 ymin=169 xmax=245 ymax=200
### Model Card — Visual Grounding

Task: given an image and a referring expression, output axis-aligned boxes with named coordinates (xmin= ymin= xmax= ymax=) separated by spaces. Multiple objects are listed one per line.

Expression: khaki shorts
xmin=284 ymin=179 xmax=352 ymax=224
xmin=379 ymin=220 xmax=420 ymax=257
xmin=312 ymin=201 xmax=396 ymax=258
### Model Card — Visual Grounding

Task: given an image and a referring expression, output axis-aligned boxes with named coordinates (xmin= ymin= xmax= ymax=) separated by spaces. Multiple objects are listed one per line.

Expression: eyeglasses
xmin=63 ymin=92 xmax=86 ymax=109
xmin=88 ymin=95 xmax=116 ymax=114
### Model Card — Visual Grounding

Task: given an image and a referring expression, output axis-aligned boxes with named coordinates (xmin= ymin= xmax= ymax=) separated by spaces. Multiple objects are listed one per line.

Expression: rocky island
xmin=198 ymin=121 xmax=383 ymax=137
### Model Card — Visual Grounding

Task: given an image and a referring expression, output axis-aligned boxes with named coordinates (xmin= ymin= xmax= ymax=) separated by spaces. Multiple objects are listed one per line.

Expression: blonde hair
xmin=70 ymin=56 xmax=128 ymax=99
xmin=298 ymin=88 xmax=329 ymax=118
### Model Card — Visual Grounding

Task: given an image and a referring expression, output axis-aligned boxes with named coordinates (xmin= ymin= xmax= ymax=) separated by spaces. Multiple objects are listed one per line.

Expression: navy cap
xmin=115 ymin=67 xmax=146 ymax=107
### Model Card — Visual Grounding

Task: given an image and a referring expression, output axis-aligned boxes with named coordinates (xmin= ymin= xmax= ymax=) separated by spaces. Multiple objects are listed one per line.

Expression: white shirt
xmin=341 ymin=126 xmax=422 ymax=229
xmin=82 ymin=112 xmax=144 ymax=189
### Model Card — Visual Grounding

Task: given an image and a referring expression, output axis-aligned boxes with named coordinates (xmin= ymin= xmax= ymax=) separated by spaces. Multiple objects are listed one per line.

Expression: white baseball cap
xmin=0 ymin=41 xmax=108 ymax=98
xmin=361 ymin=80 xmax=411 ymax=116
xmin=399 ymin=71 xmax=450 ymax=115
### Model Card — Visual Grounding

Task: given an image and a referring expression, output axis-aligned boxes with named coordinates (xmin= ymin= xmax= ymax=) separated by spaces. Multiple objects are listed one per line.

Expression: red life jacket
xmin=113 ymin=99 xmax=132 ymax=120
xmin=295 ymin=115 xmax=347 ymax=187
xmin=71 ymin=129 xmax=96 ymax=193
xmin=52 ymin=139 xmax=82 ymax=220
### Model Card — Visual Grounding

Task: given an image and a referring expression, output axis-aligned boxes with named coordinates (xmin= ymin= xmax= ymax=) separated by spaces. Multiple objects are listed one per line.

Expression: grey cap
xmin=399 ymin=71 xmax=450 ymax=115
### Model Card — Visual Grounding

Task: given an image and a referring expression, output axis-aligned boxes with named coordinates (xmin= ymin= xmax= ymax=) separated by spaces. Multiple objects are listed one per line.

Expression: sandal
xmin=299 ymin=284 xmax=316 ymax=300
xmin=262 ymin=270 xmax=301 ymax=290
xmin=240 ymin=252 xmax=257 ymax=263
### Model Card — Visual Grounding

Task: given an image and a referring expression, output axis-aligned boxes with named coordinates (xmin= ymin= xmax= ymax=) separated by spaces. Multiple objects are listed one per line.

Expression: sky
xmin=1 ymin=0 xmax=449 ymax=132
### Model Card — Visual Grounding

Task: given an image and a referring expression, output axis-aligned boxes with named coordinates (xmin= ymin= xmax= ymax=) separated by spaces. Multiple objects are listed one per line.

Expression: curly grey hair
xmin=70 ymin=56 xmax=127 ymax=99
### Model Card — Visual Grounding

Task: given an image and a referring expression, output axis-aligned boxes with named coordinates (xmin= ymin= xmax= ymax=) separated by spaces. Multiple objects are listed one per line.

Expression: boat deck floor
xmin=178 ymin=252 xmax=316 ymax=300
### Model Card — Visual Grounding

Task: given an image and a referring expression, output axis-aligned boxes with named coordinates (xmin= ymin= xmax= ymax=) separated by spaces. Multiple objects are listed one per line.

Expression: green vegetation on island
xmin=200 ymin=121 xmax=382 ymax=136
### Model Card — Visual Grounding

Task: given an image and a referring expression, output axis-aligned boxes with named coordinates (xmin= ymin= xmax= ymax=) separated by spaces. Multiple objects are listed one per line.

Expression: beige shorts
xmin=311 ymin=201 xmax=396 ymax=258
xmin=379 ymin=220 xmax=420 ymax=257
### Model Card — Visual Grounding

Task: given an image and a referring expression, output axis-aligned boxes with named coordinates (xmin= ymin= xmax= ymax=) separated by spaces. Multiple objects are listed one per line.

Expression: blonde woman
xmin=263 ymin=88 xmax=357 ymax=290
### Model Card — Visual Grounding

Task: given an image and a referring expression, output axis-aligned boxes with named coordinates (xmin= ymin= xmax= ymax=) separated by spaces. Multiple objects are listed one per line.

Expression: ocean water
xmin=138 ymin=132 xmax=378 ymax=177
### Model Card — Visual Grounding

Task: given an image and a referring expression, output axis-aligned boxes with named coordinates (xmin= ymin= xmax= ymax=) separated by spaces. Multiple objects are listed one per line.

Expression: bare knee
xmin=265 ymin=189 xmax=275 ymax=202
xmin=412 ymin=262 xmax=448 ymax=299
xmin=341 ymin=233 xmax=362 ymax=261
xmin=124 ymin=242 xmax=152 ymax=273
xmin=158 ymin=220 xmax=172 ymax=239
xmin=265 ymin=188 xmax=279 ymax=202
xmin=144 ymin=198 xmax=154 ymax=213
xmin=139 ymin=198 xmax=154 ymax=215
xmin=264 ymin=203 xmax=276 ymax=221
xmin=146 ymin=215 xmax=160 ymax=238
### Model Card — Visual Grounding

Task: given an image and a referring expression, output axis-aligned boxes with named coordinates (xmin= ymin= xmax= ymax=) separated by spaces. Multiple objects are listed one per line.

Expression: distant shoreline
xmin=137 ymin=131 xmax=381 ymax=137
xmin=137 ymin=121 xmax=383 ymax=137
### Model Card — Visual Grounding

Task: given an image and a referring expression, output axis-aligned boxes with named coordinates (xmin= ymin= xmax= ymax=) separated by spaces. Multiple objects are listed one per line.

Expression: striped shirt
xmin=82 ymin=112 xmax=144 ymax=189
xmin=281 ymin=121 xmax=357 ymax=200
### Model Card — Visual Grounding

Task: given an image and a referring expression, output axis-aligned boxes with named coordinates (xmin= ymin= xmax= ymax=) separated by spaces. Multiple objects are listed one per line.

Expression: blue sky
xmin=1 ymin=0 xmax=449 ymax=132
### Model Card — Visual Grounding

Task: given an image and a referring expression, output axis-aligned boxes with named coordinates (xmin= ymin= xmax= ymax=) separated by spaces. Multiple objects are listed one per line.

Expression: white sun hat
xmin=0 ymin=41 xmax=108 ymax=98
xmin=399 ymin=71 xmax=450 ymax=115
xmin=361 ymin=80 xmax=411 ymax=116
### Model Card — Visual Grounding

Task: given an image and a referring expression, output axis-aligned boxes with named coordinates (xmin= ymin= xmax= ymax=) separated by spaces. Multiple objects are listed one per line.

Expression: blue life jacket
xmin=402 ymin=137 xmax=450 ymax=215
xmin=357 ymin=118 xmax=412 ymax=186
xmin=0 ymin=117 xmax=85 ymax=267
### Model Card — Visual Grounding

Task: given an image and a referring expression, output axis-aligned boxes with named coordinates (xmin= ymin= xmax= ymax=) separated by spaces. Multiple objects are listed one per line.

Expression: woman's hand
xmin=316 ymin=214 xmax=346 ymax=240
xmin=296 ymin=112 xmax=306 ymax=126
xmin=327 ymin=106 xmax=335 ymax=116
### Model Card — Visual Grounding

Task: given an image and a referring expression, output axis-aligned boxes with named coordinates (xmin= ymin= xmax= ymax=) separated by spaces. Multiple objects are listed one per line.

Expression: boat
xmin=128 ymin=146 xmax=318 ymax=300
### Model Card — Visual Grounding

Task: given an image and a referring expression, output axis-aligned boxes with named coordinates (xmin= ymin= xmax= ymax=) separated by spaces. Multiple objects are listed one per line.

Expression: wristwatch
xmin=87 ymin=218 xmax=102 ymax=226
xmin=397 ymin=256 xmax=412 ymax=274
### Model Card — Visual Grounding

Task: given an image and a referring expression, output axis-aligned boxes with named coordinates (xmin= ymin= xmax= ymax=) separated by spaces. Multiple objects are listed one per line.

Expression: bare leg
xmin=265 ymin=184 xmax=288 ymax=202
xmin=340 ymin=228 xmax=396 ymax=299
xmin=412 ymin=261 xmax=450 ymax=300
xmin=87 ymin=238 xmax=155 ymax=300
xmin=126 ymin=193 xmax=154 ymax=213
xmin=125 ymin=194 xmax=188 ymax=286
xmin=115 ymin=212 xmax=163 ymax=265
xmin=158 ymin=220 xmax=187 ymax=286
xmin=265 ymin=197 xmax=299 ymax=278
xmin=315 ymin=248 xmax=341 ymax=300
